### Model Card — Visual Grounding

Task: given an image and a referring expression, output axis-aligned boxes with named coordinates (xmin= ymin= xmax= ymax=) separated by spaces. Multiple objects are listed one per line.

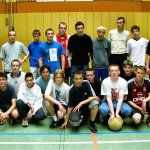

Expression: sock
xmin=90 ymin=120 xmax=95 ymax=126
xmin=52 ymin=114 xmax=58 ymax=121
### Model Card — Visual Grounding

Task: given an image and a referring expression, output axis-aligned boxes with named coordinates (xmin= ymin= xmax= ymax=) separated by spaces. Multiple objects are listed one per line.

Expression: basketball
xmin=108 ymin=117 xmax=123 ymax=131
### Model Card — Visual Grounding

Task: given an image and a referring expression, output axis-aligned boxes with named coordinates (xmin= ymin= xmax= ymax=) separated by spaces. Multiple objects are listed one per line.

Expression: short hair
xmin=25 ymin=72 xmax=33 ymax=80
xmin=122 ymin=60 xmax=133 ymax=68
xmin=131 ymin=25 xmax=140 ymax=32
xmin=8 ymin=30 xmax=16 ymax=36
xmin=117 ymin=17 xmax=125 ymax=23
xmin=11 ymin=59 xmax=20 ymax=66
xmin=135 ymin=66 xmax=146 ymax=72
xmin=109 ymin=64 xmax=120 ymax=71
xmin=45 ymin=28 xmax=54 ymax=36
xmin=75 ymin=21 xmax=84 ymax=29
xmin=73 ymin=70 xmax=83 ymax=78
xmin=40 ymin=65 xmax=50 ymax=74
xmin=53 ymin=69 xmax=65 ymax=82
xmin=32 ymin=29 xmax=41 ymax=36
xmin=58 ymin=22 xmax=67 ymax=29
xmin=97 ymin=26 xmax=107 ymax=32
xmin=86 ymin=68 xmax=95 ymax=74
xmin=0 ymin=72 xmax=7 ymax=80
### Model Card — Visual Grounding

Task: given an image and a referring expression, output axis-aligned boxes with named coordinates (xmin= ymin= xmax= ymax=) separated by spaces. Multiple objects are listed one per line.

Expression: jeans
xmin=94 ymin=68 xmax=108 ymax=81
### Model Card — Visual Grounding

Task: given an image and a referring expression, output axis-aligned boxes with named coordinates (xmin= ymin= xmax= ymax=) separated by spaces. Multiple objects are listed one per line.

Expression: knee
xmin=132 ymin=114 xmax=142 ymax=124
xmin=11 ymin=109 xmax=19 ymax=119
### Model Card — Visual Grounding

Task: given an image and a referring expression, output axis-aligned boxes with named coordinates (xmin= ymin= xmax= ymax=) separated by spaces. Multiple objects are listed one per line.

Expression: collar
xmin=10 ymin=71 xmax=21 ymax=78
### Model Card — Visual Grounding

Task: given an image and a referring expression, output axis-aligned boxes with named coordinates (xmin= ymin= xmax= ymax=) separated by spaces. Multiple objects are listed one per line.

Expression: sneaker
xmin=89 ymin=123 xmax=98 ymax=133
xmin=146 ymin=115 xmax=150 ymax=124
xmin=0 ymin=121 xmax=4 ymax=125
xmin=49 ymin=120 xmax=58 ymax=128
xmin=22 ymin=118 xmax=28 ymax=127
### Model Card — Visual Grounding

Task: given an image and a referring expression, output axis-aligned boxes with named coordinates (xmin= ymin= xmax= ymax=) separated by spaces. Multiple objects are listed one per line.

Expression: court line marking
xmin=0 ymin=140 xmax=150 ymax=145
xmin=91 ymin=133 xmax=99 ymax=150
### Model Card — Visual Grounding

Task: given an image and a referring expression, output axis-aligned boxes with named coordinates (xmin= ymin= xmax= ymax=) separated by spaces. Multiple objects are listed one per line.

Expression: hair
xmin=11 ymin=59 xmax=20 ymax=66
xmin=117 ymin=17 xmax=125 ymax=23
xmin=131 ymin=25 xmax=140 ymax=32
xmin=53 ymin=69 xmax=65 ymax=82
xmin=25 ymin=72 xmax=33 ymax=80
xmin=40 ymin=65 xmax=50 ymax=74
xmin=0 ymin=72 xmax=7 ymax=80
xmin=86 ymin=68 xmax=95 ymax=74
xmin=58 ymin=22 xmax=67 ymax=29
xmin=73 ymin=70 xmax=83 ymax=78
xmin=32 ymin=29 xmax=41 ymax=36
xmin=45 ymin=28 xmax=54 ymax=36
xmin=97 ymin=26 xmax=107 ymax=32
xmin=135 ymin=66 xmax=146 ymax=72
xmin=8 ymin=30 xmax=16 ymax=36
xmin=122 ymin=60 xmax=133 ymax=68
xmin=75 ymin=21 xmax=84 ymax=29
xmin=109 ymin=64 xmax=120 ymax=71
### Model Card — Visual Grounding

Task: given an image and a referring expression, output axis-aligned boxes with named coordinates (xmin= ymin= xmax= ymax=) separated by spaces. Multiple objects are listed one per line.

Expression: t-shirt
xmin=108 ymin=29 xmax=130 ymax=54
xmin=0 ymin=84 xmax=16 ymax=106
xmin=127 ymin=78 xmax=150 ymax=106
xmin=39 ymin=41 xmax=65 ymax=74
xmin=127 ymin=38 xmax=148 ymax=66
xmin=28 ymin=41 xmax=43 ymax=68
xmin=120 ymin=72 xmax=135 ymax=81
xmin=68 ymin=34 xmax=93 ymax=65
xmin=0 ymin=41 xmax=29 ymax=72
xmin=45 ymin=79 xmax=70 ymax=106
xmin=68 ymin=80 xmax=95 ymax=107
xmin=101 ymin=77 xmax=128 ymax=101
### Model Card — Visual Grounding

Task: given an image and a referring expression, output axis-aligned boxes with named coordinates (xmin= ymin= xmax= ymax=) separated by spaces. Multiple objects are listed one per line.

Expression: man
xmin=127 ymin=66 xmax=150 ymax=125
xmin=92 ymin=26 xmax=111 ymax=80
xmin=68 ymin=21 xmax=93 ymax=85
xmin=108 ymin=17 xmax=130 ymax=72
xmin=28 ymin=29 xmax=43 ymax=79
xmin=61 ymin=70 xmax=99 ymax=133
xmin=7 ymin=59 xmax=26 ymax=95
xmin=99 ymin=64 xmax=132 ymax=124
xmin=44 ymin=69 xmax=70 ymax=128
xmin=39 ymin=28 xmax=65 ymax=75
xmin=127 ymin=25 xmax=148 ymax=67
xmin=54 ymin=22 xmax=71 ymax=85
xmin=16 ymin=72 xmax=45 ymax=127
xmin=0 ymin=30 xmax=29 ymax=74
xmin=0 ymin=72 xmax=17 ymax=125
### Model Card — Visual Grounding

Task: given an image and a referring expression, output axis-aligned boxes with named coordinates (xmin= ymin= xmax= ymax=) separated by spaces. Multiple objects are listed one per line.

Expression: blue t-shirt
xmin=28 ymin=41 xmax=43 ymax=68
xmin=0 ymin=84 xmax=17 ymax=106
xmin=39 ymin=41 xmax=65 ymax=74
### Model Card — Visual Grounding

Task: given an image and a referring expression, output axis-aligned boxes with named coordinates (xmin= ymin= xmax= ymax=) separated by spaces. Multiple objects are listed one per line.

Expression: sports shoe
xmin=49 ymin=120 xmax=58 ymax=128
xmin=22 ymin=118 xmax=28 ymax=127
xmin=0 ymin=121 xmax=4 ymax=125
xmin=89 ymin=123 xmax=98 ymax=133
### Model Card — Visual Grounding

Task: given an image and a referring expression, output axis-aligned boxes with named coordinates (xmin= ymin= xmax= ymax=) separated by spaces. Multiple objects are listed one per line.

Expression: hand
xmin=108 ymin=114 xmax=115 ymax=122
xmin=73 ymin=102 xmax=82 ymax=112
xmin=60 ymin=121 xmax=68 ymax=129
xmin=0 ymin=112 xmax=7 ymax=120
xmin=95 ymin=96 xmax=101 ymax=102
xmin=140 ymin=107 xmax=147 ymax=115
xmin=116 ymin=113 xmax=123 ymax=122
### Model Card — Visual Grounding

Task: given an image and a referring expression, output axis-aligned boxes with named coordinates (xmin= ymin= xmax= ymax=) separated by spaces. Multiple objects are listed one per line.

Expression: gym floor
xmin=0 ymin=116 xmax=150 ymax=150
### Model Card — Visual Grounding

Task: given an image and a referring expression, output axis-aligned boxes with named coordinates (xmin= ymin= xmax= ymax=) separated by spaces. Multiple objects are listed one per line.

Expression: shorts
xmin=65 ymin=67 xmax=71 ymax=78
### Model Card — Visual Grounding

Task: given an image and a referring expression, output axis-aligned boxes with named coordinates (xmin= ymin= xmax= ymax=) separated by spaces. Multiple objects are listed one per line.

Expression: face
xmin=73 ymin=74 xmax=83 ymax=87
xmin=11 ymin=61 xmax=20 ymax=74
xmin=76 ymin=25 xmax=84 ymax=36
xmin=0 ymin=77 xmax=7 ymax=90
xmin=46 ymin=30 xmax=54 ymax=42
xmin=132 ymin=29 xmax=140 ymax=39
xmin=135 ymin=68 xmax=145 ymax=81
xmin=41 ymin=68 xmax=50 ymax=81
xmin=123 ymin=65 xmax=132 ymax=76
xmin=116 ymin=19 xmax=125 ymax=30
xmin=86 ymin=71 xmax=95 ymax=83
xmin=59 ymin=24 xmax=67 ymax=36
xmin=54 ymin=73 xmax=63 ymax=86
xmin=8 ymin=31 xmax=16 ymax=43
xmin=33 ymin=34 xmax=40 ymax=43
xmin=25 ymin=77 xmax=34 ymax=88
xmin=97 ymin=29 xmax=106 ymax=39
xmin=109 ymin=66 xmax=120 ymax=80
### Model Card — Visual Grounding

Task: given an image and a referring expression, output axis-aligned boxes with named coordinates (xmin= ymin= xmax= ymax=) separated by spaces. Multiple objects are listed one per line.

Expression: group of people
xmin=0 ymin=16 xmax=150 ymax=133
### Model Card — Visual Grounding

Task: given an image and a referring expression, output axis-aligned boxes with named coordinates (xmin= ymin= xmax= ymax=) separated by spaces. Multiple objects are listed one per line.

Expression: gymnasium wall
xmin=0 ymin=1 xmax=150 ymax=72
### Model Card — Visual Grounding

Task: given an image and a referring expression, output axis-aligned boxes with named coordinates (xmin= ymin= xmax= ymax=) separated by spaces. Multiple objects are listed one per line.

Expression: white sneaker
xmin=22 ymin=118 xmax=28 ymax=127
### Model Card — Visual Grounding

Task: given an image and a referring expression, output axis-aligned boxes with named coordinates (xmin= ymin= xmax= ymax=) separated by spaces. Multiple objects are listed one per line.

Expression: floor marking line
xmin=91 ymin=132 xmax=99 ymax=150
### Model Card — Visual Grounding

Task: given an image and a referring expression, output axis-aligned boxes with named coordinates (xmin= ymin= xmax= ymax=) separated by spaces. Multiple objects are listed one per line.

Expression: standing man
xmin=99 ymin=64 xmax=132 ymax=124
xmin=108 ymin=17 xmax=130 ymax=72
xmin=39 ymin=28 xmax=65 ymax=76
xmin=92 ymin=26 xmax=111 ymax=80
xmin=68 ymin=21 xmax=93 ymax=84
xmin=54 ymin=22 xmax=71 ymax=85
xmin=7 ymin=59 xmax=26 ymax=95
xmin=0 ymin=30 xmax=29 ymax=74
xmin=28 ymin=29 xmax=43 ymax=79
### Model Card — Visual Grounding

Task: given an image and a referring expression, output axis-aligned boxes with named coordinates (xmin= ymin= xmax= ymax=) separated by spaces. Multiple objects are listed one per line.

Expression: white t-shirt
xmin=101 ymin=77 xmax=128 ymax=101
xmin=45 ymin=79 xmax=70 ymax=106
xmin=108 ymin=29 xmax=130 ymax=54
xmin=127 ymin=37 xmax=148 ymax=66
